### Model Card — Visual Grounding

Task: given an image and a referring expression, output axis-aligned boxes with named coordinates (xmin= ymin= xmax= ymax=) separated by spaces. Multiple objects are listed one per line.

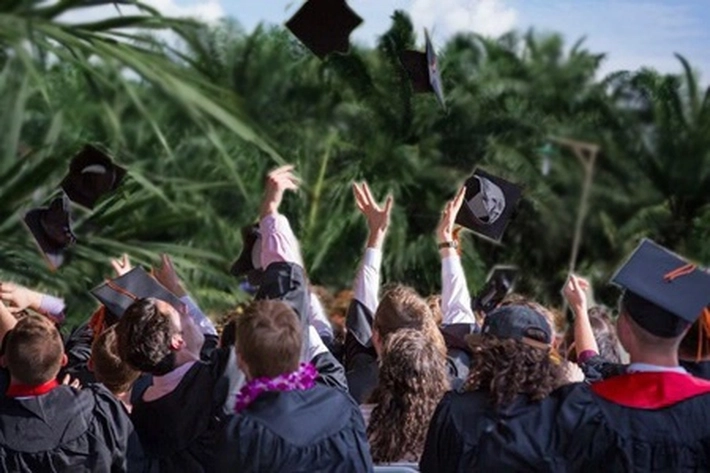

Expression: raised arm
xmin=0 ymin=299 xmax=16 ymax=346
xmin=154 ymin=254 xmax=217 ymax=337
xmin=259 ymin=165 xmax=304 ymax=268
xmin=563 ymin=274 xmax=598 ymax=361
xmin=0 ymin=282 xmax=66 ymax=324
xmin=352 ymin=182 xmax=392 ymax=313
xmin=437 ymin=187 xmax=476 ymax=326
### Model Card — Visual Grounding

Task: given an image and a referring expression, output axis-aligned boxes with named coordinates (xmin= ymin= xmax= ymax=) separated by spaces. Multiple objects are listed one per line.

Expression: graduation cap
xmin=60 ymin=145 xmax=126 ymax=209
xmin=455 ymin=168 xmax=523 ymax=242
xmin=472 ymin=265 xmax=519 ymax=314
xmin=229 ymin=224 xmax=264 ymax=286
xmin=23 ymin=194 xmax=76 ymax=270
xmin=399 ymin=30 xmax=446 ymax=110
xmin=612 ymin=239 xmax=710 ymax=338
xmin=91 ymin=266 xmax=184 ymax=319
xmin=285 ymin=0 xmax=363 ymax=59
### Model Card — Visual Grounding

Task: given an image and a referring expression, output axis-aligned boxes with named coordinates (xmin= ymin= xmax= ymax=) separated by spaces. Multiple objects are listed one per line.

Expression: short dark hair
xmin=4 ymin=314 xmax=64 ymax=385
xmin=235 ymin=300 xmax=301 ymax=379
xmin=92 ymin=326 xmax=140 ymax=394
xmin=115 ymin=298 xmax=176 ymax=376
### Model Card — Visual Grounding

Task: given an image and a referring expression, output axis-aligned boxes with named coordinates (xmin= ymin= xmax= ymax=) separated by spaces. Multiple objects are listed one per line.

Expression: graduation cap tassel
xmin=697 ymin=308 xmax=710 ymax=362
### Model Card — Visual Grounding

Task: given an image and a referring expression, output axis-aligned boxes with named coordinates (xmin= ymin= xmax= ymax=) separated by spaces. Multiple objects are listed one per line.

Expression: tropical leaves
xmin=0 ymin=5 xmax=707 ymax=325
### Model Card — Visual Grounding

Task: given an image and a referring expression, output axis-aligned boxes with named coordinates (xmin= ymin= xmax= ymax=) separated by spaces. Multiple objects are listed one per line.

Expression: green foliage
xmin=1 ymin=6 xmax=708 ymax=325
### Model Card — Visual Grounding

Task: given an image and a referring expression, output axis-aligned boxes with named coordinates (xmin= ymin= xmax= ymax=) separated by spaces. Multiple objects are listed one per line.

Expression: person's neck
xmin=628 ymin=350 xmax=680 ymax=368
xmin=174 ymin=350 xmax=199 ymax=367
xmin=115 ymin=390 xmax=132 ymax=413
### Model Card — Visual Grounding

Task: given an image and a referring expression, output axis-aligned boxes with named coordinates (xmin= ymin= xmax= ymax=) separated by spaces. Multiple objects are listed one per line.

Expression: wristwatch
xmin=438 ymin=240 xmax=458 ymax=249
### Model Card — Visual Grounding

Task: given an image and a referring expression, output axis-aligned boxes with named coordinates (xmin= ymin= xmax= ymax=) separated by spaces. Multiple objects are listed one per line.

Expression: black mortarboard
xmin=23 ymin=194 xmax=76 ymax=270
xmin=472 ymin=265 xmax=519 ymax=314
xmin=229 ymin=224 xmax=263 ymax=284
xmin=612 ymin=239 xmax=710 ymax=337
xmin=91 ymin=266 xmax=184 ymax=319
xmin=285 ymin=0 xmax=363 ymax=59
xmin=60 ymin=145 xmax=126 ymax=209
xmin=455 ymin=168 xmax=523 ymax=242
xmin=399 ymin=29 xmax=446 ymax=109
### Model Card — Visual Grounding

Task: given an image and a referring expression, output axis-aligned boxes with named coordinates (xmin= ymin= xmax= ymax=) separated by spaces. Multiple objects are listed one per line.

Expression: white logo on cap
xmin=468 ymin=176 xmax=506 ymax=225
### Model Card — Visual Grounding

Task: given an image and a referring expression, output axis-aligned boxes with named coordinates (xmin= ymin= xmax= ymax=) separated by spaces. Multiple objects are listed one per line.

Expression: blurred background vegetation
xmin=1 ymin=2 xmax=708 ymax=326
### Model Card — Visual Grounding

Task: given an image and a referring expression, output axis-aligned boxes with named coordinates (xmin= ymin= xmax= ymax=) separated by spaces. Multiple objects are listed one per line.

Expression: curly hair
xmin=115 ymin=298 xmax=177 ymax=376
xmin=367 ymin=329 xmax=450 ymax=463
xmin=465 ymin=335 xmax=566 ymax=407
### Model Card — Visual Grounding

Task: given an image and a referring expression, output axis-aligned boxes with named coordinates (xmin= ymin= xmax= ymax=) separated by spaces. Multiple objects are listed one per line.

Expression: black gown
xmin=581 ymin=354 xmax=710 ymax=382
xmin=344 ymin=299 xmax=473 ymax=403
xmin=420 ymin=389 xmax=569 ymax=472
xmin=129 ymin=345 xmax=243 ymax=473
xmin=216 ymin=385 xmax=374 ymax=473
xmin=557 ymin=371 xmax=710 ymax=472
xmin=0 ymin=384 xmax=142 ymax=473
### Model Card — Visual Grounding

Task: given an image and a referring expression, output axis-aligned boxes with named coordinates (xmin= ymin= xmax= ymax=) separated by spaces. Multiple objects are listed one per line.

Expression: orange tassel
xmin=664 ymin=263 xmax=696 ymax=282
xmin=697 ymin=307 xmax=710 ymax=362
xmin=88 ymin=306 xmax=106 ymax=339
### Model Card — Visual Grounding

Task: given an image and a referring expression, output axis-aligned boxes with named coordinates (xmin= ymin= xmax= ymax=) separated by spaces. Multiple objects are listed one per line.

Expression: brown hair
xmin=92 ymin=326 xmax=140 ymax=394
xmin=426 ymin=294 xmax=443 ymax=326
xmin=4 ymin=314 xmax=64 ymax=385
xmin=565 ymin=306 xmax=623 ymax=363
xmin=115 ymin=298 xmax=177 ymax=376
xmin=465 ymin=335 xmax=566 ymax=407
xmin=235 ymin=300 xmax=302 ymax=379
xmin=367 ymin=329 xmax=450 ymax=463
xmin=375 ymin=285 xmax=446 ymax=357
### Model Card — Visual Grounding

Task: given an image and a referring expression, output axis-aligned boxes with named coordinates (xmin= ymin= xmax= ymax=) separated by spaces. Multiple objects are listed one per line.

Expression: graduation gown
xmin=130 ymin=346 xmax=244 ymax=473
xmin=557 ymin=372 xmax=710 ymax=472
xmin=0 ymin=384 xmax=141 ymax=473
xmin=581 ymin=355 xmax=710 ymax=382
xmin=345 ymin=300 xmax=472 ymax=403
xmin=420 ymin=389 xmax=569 ymax=473
xmin=216 ymin=385 xmax=374 ymax=473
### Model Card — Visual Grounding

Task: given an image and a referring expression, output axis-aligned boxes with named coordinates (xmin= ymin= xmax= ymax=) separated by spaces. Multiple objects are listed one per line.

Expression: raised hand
xmin=0 ymin=282 xmax=43 ymax=315
xmin=563 ymin=274 xmax=590 ymax=315
xmin=437 ymin=186 xmax=466 ymax=244
xmin=260 ymin=165 xmax=300 ymax=218
xmin=353 ymin=181 xmax=393 ymax=249
xmin=153 ymin=254 xmax=187 ymax=297
xmin=110 ymin=254 xmax=133 ymax=277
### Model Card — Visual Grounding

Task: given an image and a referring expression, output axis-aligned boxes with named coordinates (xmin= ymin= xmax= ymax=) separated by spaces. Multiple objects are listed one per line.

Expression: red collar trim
xmin=592 ymin=371 xmax=710 ymax=409
xmin=6 ymin=379 xmax=60 ymax=398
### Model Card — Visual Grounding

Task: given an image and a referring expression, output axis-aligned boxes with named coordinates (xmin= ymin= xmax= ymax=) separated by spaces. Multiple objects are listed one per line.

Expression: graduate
xmin=344 ymin=183 xmax=474 ymax=403
xmin=0 ymin=305 xmax=140 ymax=472
xmin=216 ymin=300 xmax=374 ymax=473
xmin=554 ymin=239 xmax=710 ymax=471
xmin=113 ymin=264 xmax=242 ymax=473
xmin=419 ymin=304 xmax=571 ymax=472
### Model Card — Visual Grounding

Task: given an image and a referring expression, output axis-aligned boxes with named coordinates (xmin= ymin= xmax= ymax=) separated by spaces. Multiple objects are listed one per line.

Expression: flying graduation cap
xmin=400 ymin=29 xmax=446 ymax=110
xmin=455 ymin=168 xmax=523 ymax=243
xmin=91 ymin=266 xmax=185 ymax=319
xmin=612 ymin=238 xmax=710 ymax=338
xmin=60 ymin=145 xmax=126 ymax=210
xmin=285 ymin=0 xmax=363 ymax=59
xmin=472 ymin=265 xmax=519 ymax=314
xmin=23 ymin=194 xmax=77 ymax=270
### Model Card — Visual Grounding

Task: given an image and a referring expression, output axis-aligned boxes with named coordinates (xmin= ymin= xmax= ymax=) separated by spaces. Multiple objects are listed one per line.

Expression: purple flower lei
xmin=235 ymin=362 xmax=318 ymax=413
